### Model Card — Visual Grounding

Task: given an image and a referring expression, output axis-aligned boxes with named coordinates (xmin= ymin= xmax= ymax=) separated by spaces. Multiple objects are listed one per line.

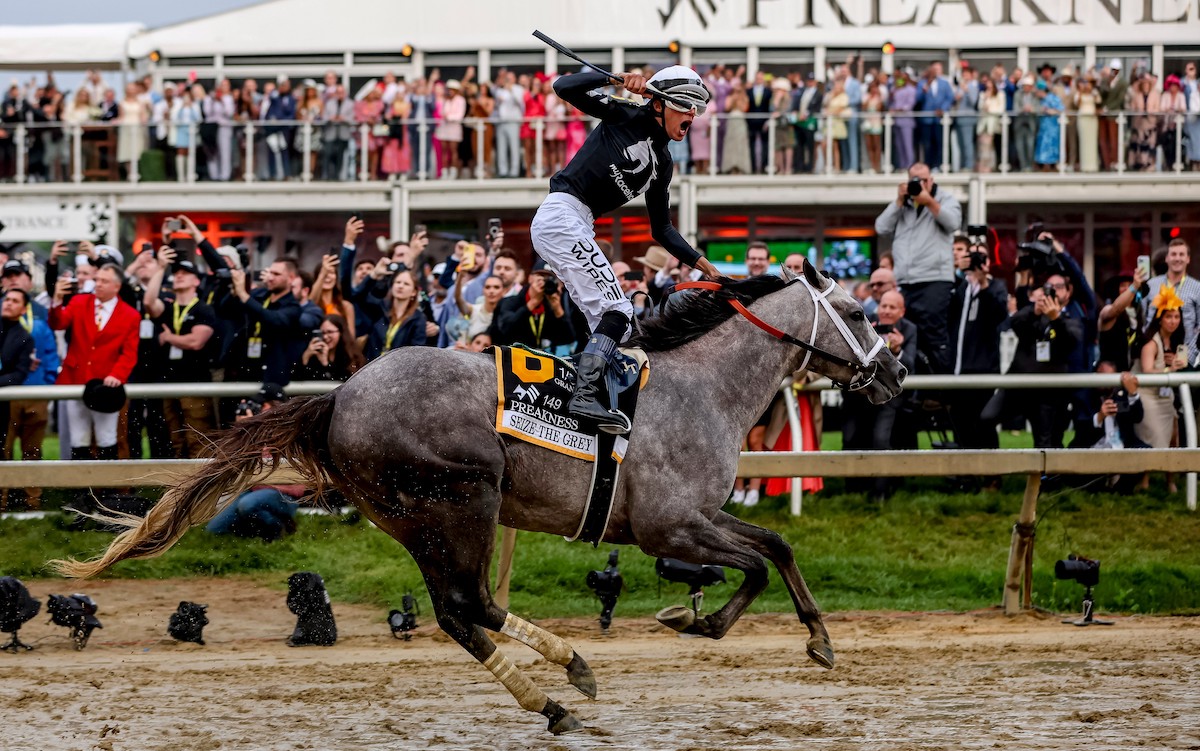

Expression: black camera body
xmin=542 ymin=275 xmax=559 ymax=297
xmin=586 ymin=549 xmax=624 ymax=631
xmin=1055 ymin=554 xmax=1100 ymax=587
xmin=387 ymin=261 xmax=406 ymax=274
xmin=1016 ymin=239 xmax=1064 ymax=274
xmin=236 ymin=398 xmax=264 ymax=418
xmin=213 ymin=267 xmax=233 ymax=281
xmin=906 ymin=176 xmax=924 ymax=197
xmin=487 ymin=218 xmax=502 ymax=241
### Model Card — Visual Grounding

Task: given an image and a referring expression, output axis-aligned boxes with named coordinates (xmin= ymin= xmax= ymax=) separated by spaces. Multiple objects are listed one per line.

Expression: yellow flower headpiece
xmin=1153 ymin=284 xmax=1184 ymax=318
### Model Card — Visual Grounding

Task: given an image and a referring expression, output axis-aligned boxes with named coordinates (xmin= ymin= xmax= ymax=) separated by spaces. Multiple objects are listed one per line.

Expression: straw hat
xmin=633 ymin=246 xmax=671 ymax=272
xmin=446 ymin=79 xmax=462 ymax=91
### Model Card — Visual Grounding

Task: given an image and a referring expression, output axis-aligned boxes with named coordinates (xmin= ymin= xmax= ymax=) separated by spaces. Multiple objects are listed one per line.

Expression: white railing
xmin=7 ymin=109 xmax=1197 ymax=185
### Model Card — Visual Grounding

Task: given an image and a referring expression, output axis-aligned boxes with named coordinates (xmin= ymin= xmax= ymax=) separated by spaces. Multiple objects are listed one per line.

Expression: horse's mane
xmin=627 ymin=275 xmax=789 ymax=352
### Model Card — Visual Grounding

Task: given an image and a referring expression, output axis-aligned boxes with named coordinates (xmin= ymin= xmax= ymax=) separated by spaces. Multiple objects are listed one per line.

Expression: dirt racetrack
xmin=3 ymin=577 xmax=1198 ymax=751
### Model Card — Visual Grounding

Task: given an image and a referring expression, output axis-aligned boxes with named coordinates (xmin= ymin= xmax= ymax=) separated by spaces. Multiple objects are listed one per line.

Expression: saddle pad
xmin=491 ymin=344 xmax=647 ymax=462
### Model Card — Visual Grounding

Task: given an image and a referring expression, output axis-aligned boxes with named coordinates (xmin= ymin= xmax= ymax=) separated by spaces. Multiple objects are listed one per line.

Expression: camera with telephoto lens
xmin=214 ymin=267 xmax=233 ymax=280
xmin=1016 ymin=222 xmax=1065 ymax=274
xmin=906 ymin=176 xmax=924 ymax=197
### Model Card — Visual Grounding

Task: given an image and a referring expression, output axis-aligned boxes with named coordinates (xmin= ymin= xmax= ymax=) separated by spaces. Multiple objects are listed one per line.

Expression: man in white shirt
xmin=491 ymin=71 xmax=526 ymax=178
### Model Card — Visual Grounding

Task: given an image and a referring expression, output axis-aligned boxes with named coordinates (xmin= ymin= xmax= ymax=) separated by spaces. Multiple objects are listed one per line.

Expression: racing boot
xmin=568 ymin=333 xmax=631 ymax=435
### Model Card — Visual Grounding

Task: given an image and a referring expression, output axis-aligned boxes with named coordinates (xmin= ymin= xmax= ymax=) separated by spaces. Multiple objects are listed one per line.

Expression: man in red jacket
xmin=49 ymin=263 xmax=140 ymax=460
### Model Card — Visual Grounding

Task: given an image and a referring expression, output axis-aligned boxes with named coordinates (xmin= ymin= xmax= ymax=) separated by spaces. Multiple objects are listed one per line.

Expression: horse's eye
xmin=850 ymin=310 xmax=865 ymax=322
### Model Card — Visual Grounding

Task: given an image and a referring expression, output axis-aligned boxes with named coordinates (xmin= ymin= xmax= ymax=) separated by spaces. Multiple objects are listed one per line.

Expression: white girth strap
xmin=796 ymin=277 xmax=886 ymax=374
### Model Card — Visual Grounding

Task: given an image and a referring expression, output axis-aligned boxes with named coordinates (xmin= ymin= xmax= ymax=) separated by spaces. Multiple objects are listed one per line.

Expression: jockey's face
xmin=655 ymin=100 xmax=696 ymax=142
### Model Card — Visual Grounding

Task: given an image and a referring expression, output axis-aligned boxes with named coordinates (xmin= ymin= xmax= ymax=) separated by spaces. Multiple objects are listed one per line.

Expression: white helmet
xmin=648 ymin=65 xmax=710 ymax=114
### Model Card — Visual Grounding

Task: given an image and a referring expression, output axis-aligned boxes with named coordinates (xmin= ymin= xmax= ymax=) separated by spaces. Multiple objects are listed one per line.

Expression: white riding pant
xmin=65 ymin=399 xmax=120 ymax=449
xmin=530 ymin=192 xmax=633 ymax=338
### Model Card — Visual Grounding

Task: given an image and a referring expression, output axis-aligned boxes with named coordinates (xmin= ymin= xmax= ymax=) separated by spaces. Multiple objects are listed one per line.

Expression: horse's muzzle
xmin=863 ymin=359 xmax=906 ymax=405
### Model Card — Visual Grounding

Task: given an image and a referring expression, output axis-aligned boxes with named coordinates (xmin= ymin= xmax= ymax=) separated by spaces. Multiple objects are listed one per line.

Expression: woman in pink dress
xmin=380 ymin=94 xmax=411 ymax=177
xmin=435 ymin=80 xmax=467 ymax=178
xmin=564 ymin=101 xmax=587 ymax=165
xmin=542 ymin=76 xmax=567 ymax=174
xmin=521 ymin=73 xmax=547 ymax=177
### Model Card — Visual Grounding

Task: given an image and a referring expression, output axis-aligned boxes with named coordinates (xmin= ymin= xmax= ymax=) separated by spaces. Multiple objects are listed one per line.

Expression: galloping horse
xmin=54 ymin=260 xmax=904 ymax=734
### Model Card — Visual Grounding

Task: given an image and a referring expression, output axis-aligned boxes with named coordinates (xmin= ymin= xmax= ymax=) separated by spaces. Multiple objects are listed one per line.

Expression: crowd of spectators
xmin=0 ymin=188 xmax=1196 ymax=511
xmin=4 ymin=57 xmax=1200 ymax=183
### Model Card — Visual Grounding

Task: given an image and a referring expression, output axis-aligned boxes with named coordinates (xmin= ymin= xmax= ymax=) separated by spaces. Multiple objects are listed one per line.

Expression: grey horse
xmin=54 ymin=260 xmax=904 ymax=735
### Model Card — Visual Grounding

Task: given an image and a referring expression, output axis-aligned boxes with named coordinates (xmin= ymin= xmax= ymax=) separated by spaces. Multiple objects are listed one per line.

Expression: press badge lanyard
xmin=529 ymin=312 xmax=545 ymax=344
xmin=385 ymin=318 xmax=404 ymax=349
xmin=248 ymin=297 xmax=270 ymax=358
xmin=168 ymin=298 xmax=198 ymax=361
xmin=19 ymin=305 xmax=33 ymax=333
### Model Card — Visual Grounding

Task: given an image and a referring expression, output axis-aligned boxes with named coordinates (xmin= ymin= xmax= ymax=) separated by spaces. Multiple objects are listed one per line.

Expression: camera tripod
xmin=1062 ymin=585 xmax=1114 ymax=627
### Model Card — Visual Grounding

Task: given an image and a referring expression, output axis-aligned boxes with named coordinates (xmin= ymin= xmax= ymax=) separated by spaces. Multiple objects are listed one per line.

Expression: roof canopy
xmin=0 ymin=23 xmax=143 ymax=70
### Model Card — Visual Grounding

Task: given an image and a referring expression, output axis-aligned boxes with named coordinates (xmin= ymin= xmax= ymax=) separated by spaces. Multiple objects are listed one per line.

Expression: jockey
xmin=531 ymin=65 xmax=718 ymax=434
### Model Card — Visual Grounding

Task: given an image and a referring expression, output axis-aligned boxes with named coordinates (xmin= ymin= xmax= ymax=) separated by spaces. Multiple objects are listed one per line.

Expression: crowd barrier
xmin=8 ymin=109 xmax=1198 ymax=185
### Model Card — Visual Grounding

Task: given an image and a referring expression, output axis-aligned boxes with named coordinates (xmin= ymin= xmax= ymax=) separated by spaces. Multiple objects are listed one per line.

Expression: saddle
xmin=491 ymin=344 xmax=649 ymax=545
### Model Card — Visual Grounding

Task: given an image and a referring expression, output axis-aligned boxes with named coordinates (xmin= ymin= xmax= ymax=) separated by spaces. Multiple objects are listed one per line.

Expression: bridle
xmin=670 ymin=278 xmax=885 ymax=391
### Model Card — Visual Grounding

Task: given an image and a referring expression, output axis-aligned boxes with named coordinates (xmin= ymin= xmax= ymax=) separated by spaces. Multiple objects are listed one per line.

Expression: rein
xmin=669 ymin=279 xmax=884 ymax=391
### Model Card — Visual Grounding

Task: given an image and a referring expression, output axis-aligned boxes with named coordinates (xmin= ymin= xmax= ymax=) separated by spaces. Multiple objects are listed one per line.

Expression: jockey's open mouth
xmin=679 ymin=120 xmax=690 ymax=135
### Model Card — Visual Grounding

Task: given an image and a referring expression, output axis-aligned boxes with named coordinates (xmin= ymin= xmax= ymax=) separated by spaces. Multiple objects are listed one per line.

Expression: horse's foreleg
xmin=486 ymin=609 xmax=597 ymax=699
xmin=711 ymin=510 xmax=834 ymax=669
xmin=639 ymin=520 xmax=770 ymax=641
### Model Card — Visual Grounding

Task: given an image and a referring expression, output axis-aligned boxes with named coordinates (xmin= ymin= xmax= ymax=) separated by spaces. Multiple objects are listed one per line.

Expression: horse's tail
xmin=51 ymin=392 xmax=339 ymax=579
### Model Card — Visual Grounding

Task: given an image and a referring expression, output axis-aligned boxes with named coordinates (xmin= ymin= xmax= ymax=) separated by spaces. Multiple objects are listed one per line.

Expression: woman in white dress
xmin=721 ymin=80 xmax=752 ymax=175
xmin=117 ymin=82 xmax=148 ymax=176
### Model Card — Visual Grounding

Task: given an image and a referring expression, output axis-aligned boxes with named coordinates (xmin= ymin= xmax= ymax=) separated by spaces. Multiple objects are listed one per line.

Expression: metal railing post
xmin=883 ymin=113 xmax=893 ymax=174
xmin=534 ymin=118 xmax=545 ymax=179
xmin=14 ymin=124 xmax=27 ymax=183
xmin=1116 ymin=112 xmax=1127 ymax=174
xmin=243 ymin=122 xmax=255 ymax=182
xmin=709 ymin=114 xmax=718 ymax=175
xmin=941 ymin=112 xmax=951 ymax=173
xmin=301 ymin=121 xmax=312 ymax=182
xmin=418 ymin=119 xmax=428 ymax=180
xmin=766 ymin=114 xmax=777 ymax=176
xmin=71 ymin=124 xmax=83 ymax=183
xmin=999 ymin=113 xmax=1011 ymax=173
xmin=1174 ymin=114 xmax=1185 ymax=173
xmin=128 ymin=126 xmax=140 ymax=184
xmin=359 ymin=123 xmax=370 ymax=181
xmin=824 ymin=113 xmax=834 ymax=174
xmin=475 ymin=120 xmax=485 ymax=179
xmin=1181 ymin=384 xmax=1197 ymax=512
xmin=186 ymin=123 xmax=196 ymax=182
xmin=1057 ymin=113 xmax=1068 ymax=173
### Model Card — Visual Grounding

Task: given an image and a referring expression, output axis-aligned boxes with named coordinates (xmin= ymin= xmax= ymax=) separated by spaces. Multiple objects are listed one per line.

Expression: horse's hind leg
xmin=485 ymin=608 xmax=597 ymax=698
xmin=711 ymin=510 xmax=834 ymax=669
xmin=403 ymin=504 xmax=584 ymax=735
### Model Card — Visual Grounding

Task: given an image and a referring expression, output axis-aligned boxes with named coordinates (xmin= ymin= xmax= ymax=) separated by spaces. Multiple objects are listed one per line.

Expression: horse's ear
xmin=780 ymin=263 xmax=799 ymax=283
xmin=802 ymin=256 xmax=825 ymax=290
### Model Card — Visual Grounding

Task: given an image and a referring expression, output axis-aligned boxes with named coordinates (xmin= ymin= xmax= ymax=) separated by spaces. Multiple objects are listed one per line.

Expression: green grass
xmin=4 ymin=475 xmax=1198 ymax=619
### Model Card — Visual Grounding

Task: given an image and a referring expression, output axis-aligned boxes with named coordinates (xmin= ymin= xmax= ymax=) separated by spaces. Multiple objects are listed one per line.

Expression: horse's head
xmin=780 ymin=260 xmax=905 ymax=405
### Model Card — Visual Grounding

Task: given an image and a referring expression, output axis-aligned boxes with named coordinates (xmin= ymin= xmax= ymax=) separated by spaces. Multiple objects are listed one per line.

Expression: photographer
xmin=488 ymin=269 xmax=574 ymax=351
xmin=142 ymin=247 xmax=216 ymax=458
xmin=1071 ymin=365 xmax=1146 ymax=451
xmin=874 ymin=162 xmax=962 ymax=373
xmin=292 ymin=314 xmax=364 ymax=381
xmin=228 ymin=258 xmax=303 ymax=386
xmin=205 ymin=384 xmax=305 ymax=542
xmin=949 ymin=229 xmax=1009 ymax=451
xmin=1007 ymin=284 xmax=1081 ymax=448
xmin=0 ymin=289 xmax=36 ymax=452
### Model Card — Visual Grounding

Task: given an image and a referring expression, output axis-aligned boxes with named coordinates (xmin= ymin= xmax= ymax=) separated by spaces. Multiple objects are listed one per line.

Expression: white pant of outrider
xmin=530 ymin=193 xmax=634 ymax=341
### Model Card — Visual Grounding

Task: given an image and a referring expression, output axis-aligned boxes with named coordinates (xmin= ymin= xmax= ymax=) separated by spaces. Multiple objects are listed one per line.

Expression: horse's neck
xmin=657 ymin=290 xmax=809 ymax=429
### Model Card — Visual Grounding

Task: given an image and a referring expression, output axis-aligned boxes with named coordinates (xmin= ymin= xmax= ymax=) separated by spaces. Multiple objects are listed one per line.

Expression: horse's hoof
xmin=656 ymin=605 xmax=696 ymax=632
xmin=566 ymin=652 xmax=597 ymax=699
xmin=547 ymin=711 xmax=585 ymax=735
xmin=806 ymin=636 xmax=836 ymax=670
